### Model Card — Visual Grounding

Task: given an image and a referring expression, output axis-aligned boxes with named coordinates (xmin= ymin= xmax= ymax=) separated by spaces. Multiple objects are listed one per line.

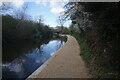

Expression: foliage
xmin=73 ymin=34 xmax=93 ymax=65
xmin=2 ymin=15 xmax=53 ymax=45
xmin=61 ymin=27 xmax=70 ymax=34
xmin=64 ymin=2 xmax=120 ymax=78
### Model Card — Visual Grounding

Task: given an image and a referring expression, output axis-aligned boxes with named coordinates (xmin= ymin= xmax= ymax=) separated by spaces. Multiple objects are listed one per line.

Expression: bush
xmin=2 ymin=15 xmax=53 ymax=45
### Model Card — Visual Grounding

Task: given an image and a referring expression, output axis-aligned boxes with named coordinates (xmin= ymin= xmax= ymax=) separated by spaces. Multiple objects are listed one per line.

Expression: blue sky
xmin=0 ymin=0 xmax=71 ymax=27
xmin=27 ymin=2 xmax=61 ymax=27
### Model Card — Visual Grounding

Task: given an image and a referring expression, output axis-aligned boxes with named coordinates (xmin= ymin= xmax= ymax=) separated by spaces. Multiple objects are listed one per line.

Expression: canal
xmin=2 ymin=36 xmax=67 ymax=79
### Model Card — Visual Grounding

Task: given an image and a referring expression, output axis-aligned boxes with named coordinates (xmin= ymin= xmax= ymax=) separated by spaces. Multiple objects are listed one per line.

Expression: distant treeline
xmin=64 ymin=2 xmax=120 ymax=78
xmin=2 ymin=15 xmax=53 ymax=45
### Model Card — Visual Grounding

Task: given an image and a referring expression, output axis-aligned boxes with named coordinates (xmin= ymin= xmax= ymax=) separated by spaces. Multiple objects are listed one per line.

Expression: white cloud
xmin=50 ymin=0 xmax=65 ymax=14
xmin=35 ymin=0 xmax=48 ymax=7
xmin=51 ymin=7 xmax=65 ymax=14
xmin=50 ymin=0 xmax=58 ymax=7
xmin=63 ymin=0 xmax=69 ymax=2
xmin=0 ymin=0 xmax=24 ymax=8
xmin=34 ymin=0 xmax=66 ymax=14
xmin=50 ymin=0 xmax=64 ymax=8
xmin=35 ymin=0 xmax=41 ymax=4
xmin=0 ymin=1 xmax=2 ymax=7
xmin=11 ymin=0 xmax=24 ymax=8
xmin=48 ymin=22 xmax=57 ymax=27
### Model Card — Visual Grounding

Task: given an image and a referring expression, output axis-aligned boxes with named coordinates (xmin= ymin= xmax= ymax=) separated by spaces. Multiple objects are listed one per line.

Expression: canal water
xmin=2 ymin=37 xmax=67 ymax=79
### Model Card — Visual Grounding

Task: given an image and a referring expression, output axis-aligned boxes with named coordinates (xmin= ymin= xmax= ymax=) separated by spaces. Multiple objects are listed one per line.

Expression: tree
xmin=14 ymin=3 xmax=28 ymax=20
xmin=0 ymin=2 xmax=13 ymax=15
xmin=63 ymin=2 xmax=89 ymax=33
xmin=64 ymin=2 xmax=120 ymax=78
xmin=57 ymin=15 xmax=65 ymax=29
xmin=38 ymin=15 xmax=44 ymax=24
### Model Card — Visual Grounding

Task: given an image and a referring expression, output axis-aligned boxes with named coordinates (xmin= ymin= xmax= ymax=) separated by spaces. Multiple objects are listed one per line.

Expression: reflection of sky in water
xmin=2 ymin=40 xmax=65 ymax=79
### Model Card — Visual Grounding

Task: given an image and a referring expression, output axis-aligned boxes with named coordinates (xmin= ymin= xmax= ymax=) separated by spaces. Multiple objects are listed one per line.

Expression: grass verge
xmin=72 ymin=33 xmax=118 ymax=78
xmin=72 ymin=34 xmax=93 ymax=66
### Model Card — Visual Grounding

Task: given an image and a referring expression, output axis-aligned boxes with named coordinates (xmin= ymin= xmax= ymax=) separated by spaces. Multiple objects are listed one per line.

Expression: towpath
xmin=28 ymin=35 xmax=92 ymax=78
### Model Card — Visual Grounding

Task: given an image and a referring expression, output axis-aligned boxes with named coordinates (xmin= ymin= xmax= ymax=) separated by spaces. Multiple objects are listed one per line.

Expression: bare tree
xmin=13 ymin=3 xmax=30 ymax=30
xmin=57 ymin=16 xmax=65 ymax=29
xmin=38 ymin=15 xmax=44 ymax=24
xmin=0 ymin=2 xmax=13 ymax=15
xmin=14 ymin=3 xmax=28 ymax=20
xmin=34 ymin=15 xmax=44 ymax=24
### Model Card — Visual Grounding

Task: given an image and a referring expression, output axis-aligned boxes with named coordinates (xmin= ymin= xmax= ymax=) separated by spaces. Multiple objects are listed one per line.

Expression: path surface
xmin=28 ymin=35 xmax=92 ymax=78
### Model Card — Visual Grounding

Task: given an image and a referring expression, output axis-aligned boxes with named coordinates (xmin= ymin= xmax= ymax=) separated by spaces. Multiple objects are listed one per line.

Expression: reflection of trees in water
xmin=2 ymin=41 xmax=37 ymax=63
xmin=35 ymin=38 xmax=51 ymax=54
xmin=36 ymin=45 xmax=44 ymax=54
xmin=3 ymin=36 xmax=66 ymax=63
xmin=53 ymin=36 xmax=66 ymax=50
xmin=2 ymin=38 xmax=66 ymax=78
xmin=56 ymin=40 xmax=64 ymax=50
xmin=53 ymin=35 xmax=67 ymax=42
xmin=3 ymin=37 xmax=51 ymax=63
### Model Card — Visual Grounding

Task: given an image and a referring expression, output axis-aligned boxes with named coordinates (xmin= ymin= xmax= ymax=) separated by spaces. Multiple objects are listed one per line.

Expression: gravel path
xmin=27 ymin=35 xmax=92 ymax=78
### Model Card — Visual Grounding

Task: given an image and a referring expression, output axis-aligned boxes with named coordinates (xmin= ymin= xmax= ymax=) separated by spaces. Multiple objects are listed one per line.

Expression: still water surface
xmin=2 ymin=38 xmax=65 ymax=79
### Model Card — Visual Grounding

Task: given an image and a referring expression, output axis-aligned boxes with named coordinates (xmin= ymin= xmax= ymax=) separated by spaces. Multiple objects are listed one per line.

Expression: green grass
xmin=72 ymin=33 xmax=118 ymax=78
xmin=72 ymin=34 xmax=93 ymax=65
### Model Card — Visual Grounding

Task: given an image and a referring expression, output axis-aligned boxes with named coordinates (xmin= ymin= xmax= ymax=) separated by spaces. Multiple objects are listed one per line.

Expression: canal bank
xmin=27 ymin=35 xmax=92 ymax=78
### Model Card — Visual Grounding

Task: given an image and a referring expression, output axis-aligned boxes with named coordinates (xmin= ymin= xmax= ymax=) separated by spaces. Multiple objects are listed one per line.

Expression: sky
xmin=0 ymin=0 xmax=71 ymax=27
